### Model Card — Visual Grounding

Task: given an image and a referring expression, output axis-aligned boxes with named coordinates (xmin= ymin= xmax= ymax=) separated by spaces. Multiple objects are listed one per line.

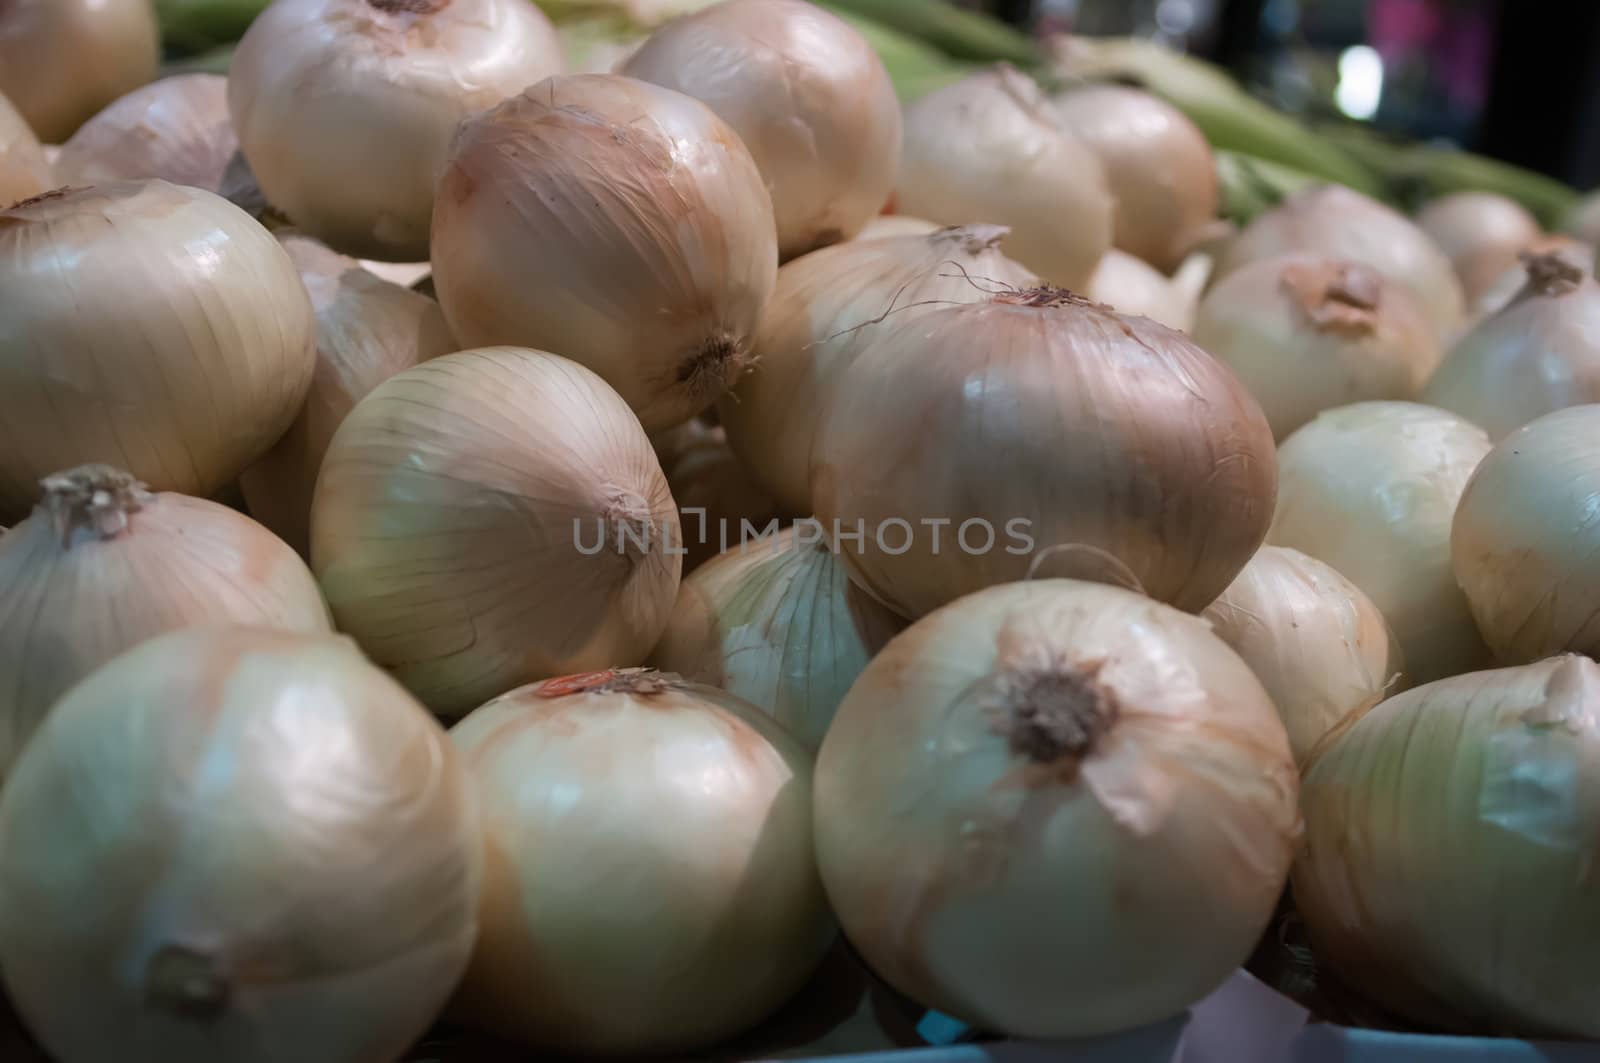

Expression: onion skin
xmin=661 ymin=424 xmax=784 ymax=573
xmin=0 ymin=91 xmax=51 ymax=206
xmin=815 ymin=580 xmax=1298 ymax=1038
xmin=311 ymin=348 xmax=682 ymax=719
xmin=0 ymin=181 xmax=317 ymax=521
xmin=1416 ymin=192 xmax=1541 ymax=305
xmin=431 ymin=74 xmax=778 ymax=433
xmin=856 ymin=215 xmax=941 ymax=240
xmin=0 ymin=0 xmax=158 ymax=144
xmin=621 ymin=0 xmax=902 ymax=261
xmin=449 ymin=669 xmax=833 ymax=1055
xmin=1295 ymin=655 xmax=1600 ymax=1037
xmin=1085 ymin=248 xmax=1202 ymax=332
xmin=813 ymin=289 xmax=1277 ymax=619
xmin=0 ymin=626 xmax=483 ymax=1063
xmin=55 ymin=74 xmax=236 ymax=192
xmin=1470 ymin=235 xmax=1595 ymax=320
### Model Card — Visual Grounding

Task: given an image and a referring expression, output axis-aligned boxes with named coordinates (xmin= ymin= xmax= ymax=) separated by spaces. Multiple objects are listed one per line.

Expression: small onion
xmin=1049 ymin=84 xmax=1219 ymax=273
xmin=815 ymin=579 xmax=1299 ymax=1037
xmin=1085 ymin=248 xmax=1206 ymax=332
xmin=661 ymin=423 xmax=784 ymax=573
xmin=1202 ymin=545 xmax=1404 ymax=764
xmin=621 ymin=0 xmax=902 ymax=260
xmin=240 ymin=236 xmax=457 ymax=556
xmin=311 ymin=348 xmax=682 ymax=718
xmin=449 ymin=668 xmax=833 ymax=1054
xmin=1471 ymin=234 xmax=1594 ymax=320
xmin=1295 ymin=655 xmax=1600 ymax=1037
xmin=1422 ymin=252 xmax=1600 ymax=441
xmin=1416 ymin=192 xmax=1541 ymax=305
xmin=894 ymin=66 xmax=1113 ymax=289
xmin=0 ymin=0 xmax=158 ymax=143
xmin=720 ymin=224 xmax=1036 ymax=517
xmin=651 ymin=528 xmax=905 ymax=752
xmin=431 ymin=74 xmax=778 ymax=432
xmin=813 ymin=288 xmax=1276 ymax=619
xmin=54 ymin=74 xmax=236 ymax=192
xmin=228 ymin=0 xmax=563 ymax=261
xmin=0 ymin=91 xmax=51 ymax=206
xmin=0 ymin=626 xmax=483 ymax=1063
xmin=1192 ymin=255 xmax=1441 ymax=440
xmin=1269 ymin=402 xmax=1492 ymax=685
xmin=0 ymin=181 xmax=316 ymax=520
xmin=1452 ymin=405 xmax=1600 ymax=663
xmin=856 ymin=215 xmax=941 ymax=240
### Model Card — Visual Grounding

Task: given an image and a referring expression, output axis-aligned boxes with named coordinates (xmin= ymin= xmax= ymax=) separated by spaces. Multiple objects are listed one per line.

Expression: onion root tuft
xmin=40 ymin=464 xmax=154 ymax=545
xmin=143 ymin=945 xmax=231 ymax=1021
xmin=987 ymin=662 xmax=1120 ymax=763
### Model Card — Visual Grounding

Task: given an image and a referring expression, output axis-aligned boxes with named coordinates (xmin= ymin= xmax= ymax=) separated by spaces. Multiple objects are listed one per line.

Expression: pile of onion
xmin=0 ymin=181 xmax=316 ymax=520
xmin=311 ymin=348 xmax=682 ymax=718
xmin=1192 ymin=255 xmax=1441 ymax=440
xmin=0 ymin=91 xmax=51 ymax=206
xmin=813 ymin=288 xmax=1276 ymax=620
xmin=1295 ymin=655 xmax=1600 ymax=1037
xmin=1416 ymin=192 xmax=1541 ymax=305
xmin=240 ymin=235 xmax=457 ymax=556
xmin=0 ymin=0 xmax=158 ymax=143
xmin=815 ymin=579 xmax=1299 ymax=1037
xmin=1085 ymin=249 xmax=1210 ymax=332
xmin=720 ymin=224 xmax=1036 ymax=517
xmin=1269 ymin=402 xmax=1491 ymax=685
xmin=894 ymin=67 xmax=1112 ymax=290
xmin=449 ymin=668 xmax=833 ymax=1054
xmin=431 ymin=74 xmax=777 ymax=432
xmin=228 ymin=0 xmax=563 ymax=261
xmin=54 ymin=74 xmax=236 ymax=192
xmin=658 ymin=422 xmax=785 ymax=573
xmin=0 ymin=626 xmax=483 ymax=1062
xmin=621 ymin=0 xmax=901 ymax=260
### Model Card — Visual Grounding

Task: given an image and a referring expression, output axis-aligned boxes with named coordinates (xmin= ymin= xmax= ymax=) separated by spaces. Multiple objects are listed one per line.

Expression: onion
xmin=1421 ymin=252 xmax=1600 ymax=440
xmin=815 ymin=579 xmax=1298 ymax=1037
xmin=1217 ymin=184 xmax=1466 ymax=340
xmin=54 ymin=74 xmax=236 ymax=192
xmin=621 ymin=0 xmax=902 ymax=261
xmin=431 ymin=74 xmax=778 ymax=432
xmin=1565 ymin=189 xmax=1600 ymax=247
xmin=310 ymin=347 xmax=682 ymax=718
xmin=0 ymin=0 xmax=158 ymax=143
xmin=661 ymin=423 xmax=784 ymax=573
xmin=228 ymin=0 xmax=563 ymax=261
xmin=813 ymin=288 xmax=1276 ymax=619
xmin=1049 ymin=84 xmax=1219 ymax=273
xmin=856 ymin=215 xmax=941 ymax=239
xmin=0 ymin=181 xmax=316 ymax=521
xmin=449 ymin=668 xmax=832 ymax=1054
xmin=1192 ymin=255 xmax=1442 ymax=440
xmin=240 ymin=236 xmax=456 ymax=556
xmin=1202 ymin=545 xmax=1404 ymax=764
xmin=894 ymin=67 xmax=1113 ymax=289
xmin=1471 ymin=234 xmax=1594 ymax=319
xmin=1269 ymin=402 xmax=1492 ymax=685
xmin=720 ymin=224 xmax=1036 ymax=517
xmin=650 ymin=528 xmax=905 ymax=752
xmin=0 ymin=91 xmax=50 ymax=206
xmin=1085 ymin=248 xmax=1208 ymax=332
xmin=1295 ymin=655 xmax=1600 ymax=1037
xmin=0 ymin=626 xmax=482 ymax=1063
xmin=1416 ymin=192 xmax=1541 ymax=305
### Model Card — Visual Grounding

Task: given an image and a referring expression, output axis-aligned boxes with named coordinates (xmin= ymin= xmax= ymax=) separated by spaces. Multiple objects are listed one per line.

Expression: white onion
xmin=228 ymin=0 xmax=563 ymax=261
xmin=894 ymin=67 xmax=1113 ymax=290
xmin=449 ymin=669 xmax=832 ymax=1054
xmin=0 ymin=0 xmax=159 ymax=143
xmin=1269 ymin=402 xmax=1491 ymax=685
xmin=660 ymin=423 xmax=784 ymax=573
xmin=1192 ymin=254 xmax=1441 ymax=440
xmin=1416 ymin=192 xmax=1541 ymax=305
xmin=431 ymin=74 xmax=778 ymax=432
xmin=55 ymin=75 xmax=236 ymax=192
xmin=815 ymin=579 xmax=1298 ymax=1037
xmin=720 ymin=224 xmax=1036 ymax=517
xmin=1565 ymin=189 xmax=1600 ymax=247
xmin=0 ymin=626 xmax=483 ymax=1063
xmin=0 ymin=90 xmax=51 ymax=206
xmin=1085 ymin=248 xmax=1206 ymax=331
xmin=0 ymin=181 xmax=316 ymax=520
xmin=1470 ymin=235 xmax=1594 ymax=320
xmin=311 ymin=348 xmax=682 ymax=718
xmin=621 ymin=0 xmax=902 ymax=260
xmin=856 ymin=215 xmax=941 ymax=239
xmin=1295 ymin=655 xmax=1600 ymax=1037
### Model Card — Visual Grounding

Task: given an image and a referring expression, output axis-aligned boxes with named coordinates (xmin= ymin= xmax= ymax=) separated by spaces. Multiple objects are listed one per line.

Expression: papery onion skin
xmin=0 ymin=0 xmax=159 ymax=144
xmin=311 ymin=348 xmax=682 ymax=719
xmin=0 ymin=181 xmax=316 ymax=521
xmin=0 ymin=626 xmax=483 ymax=1063
xmin=228 ymin=0 xmax=563 ymax=261
xmin=812 ymin=289 xmax=1277 ymax=619
xmin=1269 ymin=401 xmax=1492 ymax=685
xmin=431 ymin=74 xmax=778 ymax=433
xmin=856 ymin=215 xmax=941 ymax=240
xmin=621 ymin=0 xmax=902 ymax=261
xmin=815 ymin=579 xmax=1298 ymax=1037
xmin=1470 ymin=235 xmax=1594 ymax=320
xmin=894 ymin=67 xmax=1112 ymax=290
xmin=1295 ymin=655 xmax=1600 ymax=1037
xmin=1086 ymin=248 xmax=1201 ymax=332
xmin=1416 ymin=192 xmax=1541 ymax=305
xmin=0 ymin=91 xmax=51 ymax=206
xmin=661 ymin=424 xmax=785 ymax=573
xmin=240 ymin=235 xmax=457 ymax=556
xmin=55 ymin=74 xmax=236 ymax=192
xmin=1192 ymin=255 xmax=1442 ymax=440
xmin=721 ymin=225 xmax=1037 ymax=517
xmin=449 ymin=669 xmax=833 ymax=1055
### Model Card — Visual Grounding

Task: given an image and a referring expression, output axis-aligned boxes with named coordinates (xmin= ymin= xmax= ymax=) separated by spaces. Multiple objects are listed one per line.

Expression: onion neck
xmin=536 ymin=668 xmax=683 ymax=699
xmin=1281 ymin=261 xmax=1382 ymax=336
xmin=39 ymin=464 xmax=154 ymax=547
xmin=986 ymin=663 xmax=1120 ymax=764
xmin=366 ymin=0 xmax=451 ymax=13
xmin=1521 ymin=251 xmax=1585 ymax=296
xmin=931 ymin=224 xmax=1011 ymax=256
xmin=144 ymin=945 xmax=230 ymax=1021
xmin=993 ymin=285 xmax=1104 ymax=311
xmin=674 ymin=332 xmax=748 ymax=408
